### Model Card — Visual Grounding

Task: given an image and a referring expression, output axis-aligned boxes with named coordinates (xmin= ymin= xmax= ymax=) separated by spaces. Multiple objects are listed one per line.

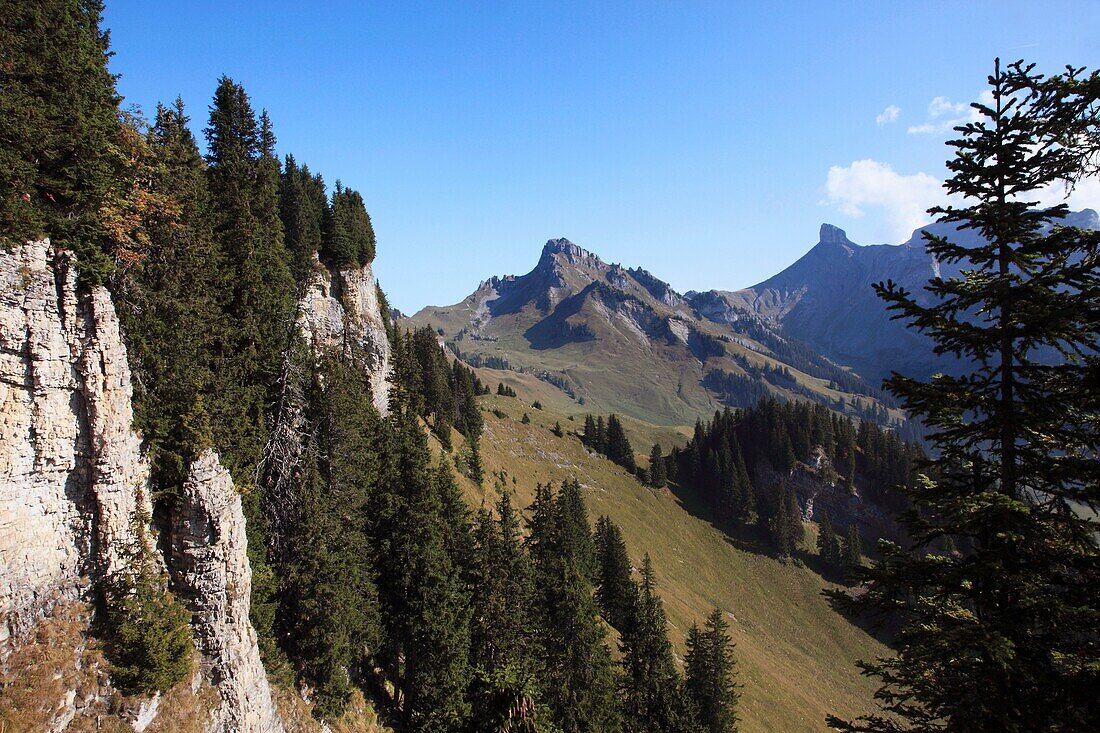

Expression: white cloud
xmin=822 ymin=159 xmax=947 ymax=241
xmin=876 ymin=105 xmax=900 ymax=125
xmin=928 ymin=96 xmax=966 ymax=118
xmin=1027 ymin=175 xmax=1100 ymax=213
xmin=908 ymin=91 xmax=993 ymax=135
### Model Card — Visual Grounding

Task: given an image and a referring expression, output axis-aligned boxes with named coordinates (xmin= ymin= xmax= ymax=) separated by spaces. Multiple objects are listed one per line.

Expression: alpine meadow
xmin=1 ymin=3 xmax=1098 ymax=733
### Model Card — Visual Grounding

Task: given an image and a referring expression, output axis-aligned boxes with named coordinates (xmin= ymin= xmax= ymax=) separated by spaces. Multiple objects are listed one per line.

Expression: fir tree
xmin=120 ymin=99 xmax=222 ymax=502
xmin=840 ymin=524 xmax=862 ymax=573
xmin=619 ymin=556 xmax=701 ymax=733
xmin=685 ymin=609 xmax=740 ymax=733
xmin=0 ymin=0 xmax=124 ymax=284
xmin=815 ymin=511 xmax=842 ymax=569
xmin=605 ymin=415 xmax=636 ymax=472
xmin=583 ymin=414 xmax=597 ymax=447
xmin=830 ymin=60 xmax=1100 ymax=732
xmin=594 ymin=516 xmax=637 ymax=633
xmin=102 ymin=509 xmax=193 ymax=695
xmin=648 ymin=444 xmax=668 ymax=488
xmin=528 ymin=483 xmax=622 ymax=733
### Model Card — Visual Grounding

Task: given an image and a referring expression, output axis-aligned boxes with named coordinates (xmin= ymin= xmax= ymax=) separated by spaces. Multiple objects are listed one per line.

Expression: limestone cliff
xmin=297 ymin=256 xmax=392 ymax=416
xmin=170 ymin=450 xmax=284 ymax=733
xmin=0 ymin=238 xmax=149 ymax=648
xmin=0 ymin=240 xmax=284 ymax=732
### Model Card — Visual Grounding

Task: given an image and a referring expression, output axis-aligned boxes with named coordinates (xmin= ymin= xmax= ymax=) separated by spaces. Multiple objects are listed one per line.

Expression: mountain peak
xmin=542 ymin=237 xmax=598 ymax=259
xmin=819 ymin=223 xmax=849 ymax=245
xmin=538 ymin=238 xmax=605 ymax=272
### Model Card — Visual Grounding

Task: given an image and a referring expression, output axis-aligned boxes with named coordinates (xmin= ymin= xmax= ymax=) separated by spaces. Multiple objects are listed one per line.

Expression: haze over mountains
xmin=411 ymin=210 xmax=1099 ymax=428
xmin=717 ymin=209 xmax=1100 ymax=382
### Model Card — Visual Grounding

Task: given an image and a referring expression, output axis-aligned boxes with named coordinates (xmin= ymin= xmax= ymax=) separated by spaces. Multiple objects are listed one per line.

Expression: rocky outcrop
xmin=2 ymin=239 xmax=286 ymax=732
xmin=0 ymin=238 xmax=151 ymax=651
xmin=297 ymin=257 xmax=392 ymax=416
xmin=169 ymin=450 xmax=284 ymax=733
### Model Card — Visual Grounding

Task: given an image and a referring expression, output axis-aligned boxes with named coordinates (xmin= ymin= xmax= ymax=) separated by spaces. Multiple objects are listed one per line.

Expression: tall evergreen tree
xmin=0 ymin=0 xmax=123 ymax=284
xmin=203 ymin=76 xmax=295 ymax=478
xmin=468 ymin=494 xmax=552 ymax=732
xmin=120 ymin=99 xmax=222 ymax=501
xmin=594 ymin=516 xmax=637 ymax=633
xmin=815 ymin=510 xmax=842 ymax=569
xmin=648 ymin=444 xmax=668 ymax=488
xmin=619 ymin=555 xmax=701 ymax=733
xmin=685 ymin=609 xmax=740 ymax=733
xmin=830 ymin=60 xmax=1100 ymax=732
xmin=528 ymin=482 xmax=622 ymax=733
xmin=840 ymin=524 xmax=862 ymax=572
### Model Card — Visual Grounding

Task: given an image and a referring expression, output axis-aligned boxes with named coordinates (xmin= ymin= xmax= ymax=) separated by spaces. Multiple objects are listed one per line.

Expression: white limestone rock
xmin=170 ymin=449 xmax=284 ymax=733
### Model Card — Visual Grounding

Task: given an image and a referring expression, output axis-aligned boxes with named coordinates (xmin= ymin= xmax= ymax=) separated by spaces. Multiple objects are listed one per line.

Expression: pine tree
xmin=279 ymin=154 xmax=326 ymax=286
xmin=0 ymin=0 xmax=124 ymax=284
xmin=840 ymin=524 xmax=862 ymax=572
xmin=102 ymin=509 xmax=193 ymax=695
xmin=373 ymin=408 xmax=473 ymax=732
xmin=685 ymin=609 xmax=740 ymax=733
xmin=830 ymin=60 xmax=1100 ymax=732
xmin=119 ymin=99 xmax=222 ymax=502
xmin=583 ymin=414 xmax=597 ymax=447
xmin=278 ymin=354 xmax=382 ymax=717
xmin=815 ymin=511 xmax=842 ymax=569
xmin=528 ymin=483 xmax=622 ymax=733
xmin=204 ymin=76 xmax=295 ymax=479
xmin=770 ymin=482 xmax=803 ymax=559
xmin=469 ymin=494 xmax=551 ymax=732
xmin=619 ymin=555 xmax=701 ymax=733
xmin=594 ymin=516 xmax=637 ymax=632
xmin=605 ymin=415 xmax=636 ymax=472
xmin=648 ymin=444 xmax=668 ymax=488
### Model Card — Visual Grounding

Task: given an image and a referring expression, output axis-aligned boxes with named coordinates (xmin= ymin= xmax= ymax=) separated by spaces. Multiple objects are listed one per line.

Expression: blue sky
xmin=104 ymin=1 xmax=1100 ymax=313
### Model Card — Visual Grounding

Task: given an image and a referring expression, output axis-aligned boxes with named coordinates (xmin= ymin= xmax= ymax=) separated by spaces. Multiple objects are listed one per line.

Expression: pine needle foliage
xmin=829 ymin=60 xmax=1100 ymax=733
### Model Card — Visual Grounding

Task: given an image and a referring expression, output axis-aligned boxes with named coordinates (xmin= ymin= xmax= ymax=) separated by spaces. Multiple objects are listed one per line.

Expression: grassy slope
xmin=439 ymin=392 xmax=888 ymax=733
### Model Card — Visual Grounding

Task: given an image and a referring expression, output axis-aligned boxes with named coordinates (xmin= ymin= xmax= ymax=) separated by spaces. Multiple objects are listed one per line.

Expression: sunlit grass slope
xmin=436 ymin=392 xmax=888 ymax=733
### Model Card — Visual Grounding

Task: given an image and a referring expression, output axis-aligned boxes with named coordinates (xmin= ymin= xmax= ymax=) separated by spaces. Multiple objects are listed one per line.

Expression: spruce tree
xmin=204 ymin=76 xmax=295 ymax=479
xmin=619 ymin=556 xmax=701 ymax=733
xmin=815 ymin=511 xmax=842 ymax=569
xmin=528 ymin=483 xmax=622 ymax=733
xmin=840 ymin=524 xmax=862 ymax=572
xmin=583 ymin=414 xmax=597 ymax=446
xmin=120 ymin=99 xmax=222 ymax=502
xmin=830 ymin=60 xmax=1100 ymax=732
xmin=594 ymin=516 xmax=638 ymax=632
xmin=0 ymin=0 xmax=123 ymax=284
xmin=648 ymin=444 xmax=668 ymax=488
xmin=685 ymin=609 xmax=740 ymax=733
xmin=468 ymin=494 xmax=551 ymax=731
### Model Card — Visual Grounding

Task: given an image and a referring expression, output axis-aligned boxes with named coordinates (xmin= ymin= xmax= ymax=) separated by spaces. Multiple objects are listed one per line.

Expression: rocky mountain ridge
xmin=411 ymin=238 xmax=900 ymax=428
xmin=721 ymin=209 xmax=1100 ymax=381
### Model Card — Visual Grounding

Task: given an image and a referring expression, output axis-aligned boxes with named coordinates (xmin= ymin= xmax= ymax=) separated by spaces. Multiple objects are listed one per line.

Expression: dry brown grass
xmin=275 ymin=685 xmax=390 ymax=733
xmin=0 ymin=603 xmax=215 ymax=733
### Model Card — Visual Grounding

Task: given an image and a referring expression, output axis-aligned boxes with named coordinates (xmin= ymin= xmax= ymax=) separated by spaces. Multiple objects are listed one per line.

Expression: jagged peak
xmin=541 ymin=237 xmax=603 ymax=264
xmin=819 ymin=223 xmax=850 ymax=245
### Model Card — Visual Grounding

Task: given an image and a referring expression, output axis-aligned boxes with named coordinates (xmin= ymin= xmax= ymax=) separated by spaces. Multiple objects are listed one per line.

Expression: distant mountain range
xmin=409 ymin=209 xmax=1098 ymax=428
xmin=409 ymin=239 xmax=901 ymax=428
xmin=714 ymin=209 xmax=1099 ymax=382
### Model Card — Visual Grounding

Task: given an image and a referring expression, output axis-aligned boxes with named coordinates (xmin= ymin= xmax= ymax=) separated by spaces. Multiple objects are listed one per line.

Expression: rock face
xmin=1 ymin=239 xmax=285 ymax=732
xmin=170 ymin=450 xmax=284 ymax=733
xmin=0 ymin=239 xmax=151 ymax=650
xmin=297 ymin=257 xmax=392 ymax=416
